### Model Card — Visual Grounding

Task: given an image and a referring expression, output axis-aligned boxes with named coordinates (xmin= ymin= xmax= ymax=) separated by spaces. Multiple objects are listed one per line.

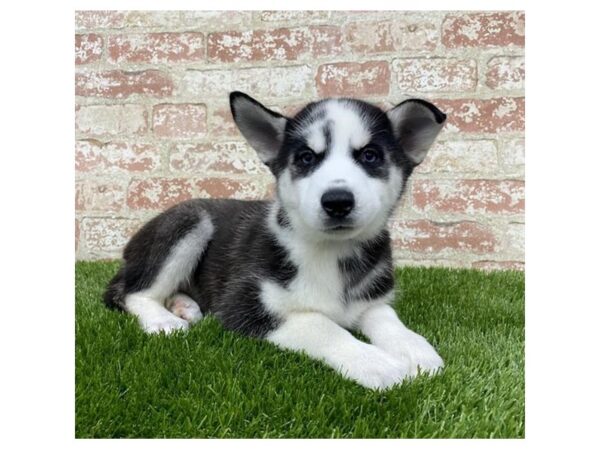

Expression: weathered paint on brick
xmin=412 ymin=180 xmax=525 ymax=214
xmin=196 ymin=177 xmax=267 ymax=199
xmin=416 ymin=140 xmax=498 ymax=174
xmin=75 ymin=34 xmax=103 ymax=64
xmin=486 ymin=56 xmax=525 ymax=90
xmin=390 ymin=220 xmax=498 ymax=254
xmin=152 ymin=104 xmax=207 ymax=139
xmin=316 ymin=61 xmax=390 ymax=96
xmin=208 ymin=107 xmax=239 ymax=137
xmin=76 ymin=140 xmax=161 ymax=174
xmin=208 ymin=28 xmax=311 ymax=62
xmin=75 ymin=11 xmax=126 ymax=30
xmin=500 ymin=138 xmax=525 ymax=167
xmin=182 ymin=66 xmax=313 ymax=98
xmin=393 ymin=58 xmax=477 ymax=92
xmin=435 ymin=97 xmax=525 ymax=133
xmin=344 ymin=21 xmax=394 ymax=54
xmin=259 ymin=11 xmax=331 ymax=23
xmin=170 ymin=143 xmax=269 ymax=175
xmin=391 ymin=15 xmax=440 ymax=51
xmin=75 ymin=70 xmax=173 ymax=98
xmin=75 ymin=104 xmax=148 ymax=136
xmin=442 ymin=12 xmax=525 ymax=48
xmin=76 ymin=179 xmax=127 ymax=213
xmin=310 ymin=26 xmax=343 ymax=57
xmin=80 ymin=217 xmax=142 ymax=255
xmin=127 ymin=178 xmax=194 ymax=210
xmin=107 ymin=33 xmax=205 ymax=64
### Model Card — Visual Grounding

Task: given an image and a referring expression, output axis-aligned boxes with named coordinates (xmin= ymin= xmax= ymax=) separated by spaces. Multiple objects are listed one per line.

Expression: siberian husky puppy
xmin=104 ymin=92 xmax=447 ymax=390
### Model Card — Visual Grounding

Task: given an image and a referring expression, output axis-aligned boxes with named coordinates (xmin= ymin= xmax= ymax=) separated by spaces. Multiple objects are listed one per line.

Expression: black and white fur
xmin=104 ymin=92 xmax=447 ymax=390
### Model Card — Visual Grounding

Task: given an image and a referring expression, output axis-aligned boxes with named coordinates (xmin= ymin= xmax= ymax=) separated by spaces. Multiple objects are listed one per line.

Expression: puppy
xmin=104 ymin=92 xmax=447 ymax=390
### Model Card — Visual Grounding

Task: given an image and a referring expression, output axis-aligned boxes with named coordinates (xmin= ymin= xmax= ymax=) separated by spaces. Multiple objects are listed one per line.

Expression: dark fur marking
xmin=339 ymin=230 xmax=394 ymax=302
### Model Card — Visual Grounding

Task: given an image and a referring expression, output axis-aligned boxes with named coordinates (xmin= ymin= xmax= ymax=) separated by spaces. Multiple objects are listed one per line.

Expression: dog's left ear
xmin=230 ymin=91 xmax=288 ymax=165
xmin=387 ymin=99 xmax=447 ymax=166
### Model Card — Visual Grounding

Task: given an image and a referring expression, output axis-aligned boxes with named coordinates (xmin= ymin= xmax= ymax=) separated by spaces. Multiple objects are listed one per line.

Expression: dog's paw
xmin=166 ymin=293 xmax=203 ymax=324
xmin=400 ymin=332 xmax=444 ymax=376
xmin=340 ymin=344 xmax=412 ymax=390
xmin=141 ymin=314 xmax=189 ymax=335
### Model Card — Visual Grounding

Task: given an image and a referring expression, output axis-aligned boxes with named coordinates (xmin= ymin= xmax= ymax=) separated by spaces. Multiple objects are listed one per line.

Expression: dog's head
xmin=230 ymin=92 xmax=446 ymax=242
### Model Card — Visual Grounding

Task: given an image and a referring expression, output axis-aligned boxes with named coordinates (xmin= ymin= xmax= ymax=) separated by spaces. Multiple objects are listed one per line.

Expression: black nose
xmin=321 ymin=189 xmax=355 ymax=218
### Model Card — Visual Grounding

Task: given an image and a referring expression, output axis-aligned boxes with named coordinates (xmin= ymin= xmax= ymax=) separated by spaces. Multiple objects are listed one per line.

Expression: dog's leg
xmin=123 ymin=213 xmax=214 ymax=334
xmin=357 ymin=303 xmax=444 ymax=376
xmin=267 ymin=312 xmax=411 ymax=390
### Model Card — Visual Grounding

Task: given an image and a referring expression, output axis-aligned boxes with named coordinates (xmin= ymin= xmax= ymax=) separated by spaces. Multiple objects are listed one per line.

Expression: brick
xmin=170 ymin=143 xmax=269 ymax=175
xmin=442 ymin=12 xmax=525 ymax=48
xmin=75 ymin=140 xmax=161 ymax=174
xmin=391 ymin=15 xmax=439 ymax=51
xmin=316 ymin=61 xmax=390 ymax=97
xmin=416 ymin=140 xmax=498 ymax=174
xmin=310 ymin=26 xmax=343 ymax=57
xmin=75 ymin=218 xmax=80 ymax=252
xmin=75 ymin=179 xmax=126 ymax=213
xmin=75 ymin=34 xmax=103 ymax=64
xmin=182 ymin=66 xmax=313 ymax=99
xmin=196 ymin=177 xmax=266 ymax=200
xmin=127 ymin=178 xmax=194 ymax=210
xmin=393 ymin=58 xmax=477 ymax=93
xmin=208 ymin=28 xmax=310 ymax=63
xmin=506 ymin=222 xmax=525 ymax=254
xmin=76 ymin=11 xmax=252 ymax=31
xmin=75 ymin=70 xmax=173 ymax=98
xmin=75 ymin=104 xmax=147 ymax=136
xmin=412 ymin=180 xmax=525 ymax=214
xmin=343 ymin=21 xmax=394 ymax=54
xmin=486 ymin=56 xmax=525 ymax=90
xmin=152 ymin=104 xmax=207 ymax=139
xmin=75 ymin=181 xmax=84 ymax=210
xmin=500 ymin=138 xmax=525 ymax=167
xmin=259 ymin=11 xmax=330 ymax=22
xmin=75 ymin=11 xmax=126 ymax=30
xmin=390 ymin=220 xmax=498 ymax=254
xmin=178 ymin=11 xmax=252 ymax=29
xmin=80 ymin=218 xmax=141 ymax=255
xmin=472 ymin=260 xmax=524 ymax=271
xmin=107 ymin=33 xmax=205 ymax=64
xmin=209 ymin=107 xmax=239 ymax=137
xmin=435 ymin=97 xmax=525 ymax=133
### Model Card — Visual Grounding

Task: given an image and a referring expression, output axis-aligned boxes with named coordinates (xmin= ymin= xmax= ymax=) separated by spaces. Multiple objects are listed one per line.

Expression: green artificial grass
xmin=75 ymin=261 xmax=524 ymax=438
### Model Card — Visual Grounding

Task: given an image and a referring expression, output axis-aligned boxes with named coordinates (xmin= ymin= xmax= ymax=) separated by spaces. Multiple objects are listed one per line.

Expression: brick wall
xmin=75 ymin=10 xmax=525 ymax=270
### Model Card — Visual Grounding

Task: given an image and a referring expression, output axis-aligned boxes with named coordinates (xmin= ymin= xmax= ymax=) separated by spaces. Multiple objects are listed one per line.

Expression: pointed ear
xmin=229 ymin=91 xmax=288 ymax=165
xmin=387 ymin=99 xmax=447 ymax=165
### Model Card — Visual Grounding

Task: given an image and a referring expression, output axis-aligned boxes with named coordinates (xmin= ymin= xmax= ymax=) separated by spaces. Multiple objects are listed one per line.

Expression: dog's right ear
xmin=230 ymin=92 xmax=288 ymax=165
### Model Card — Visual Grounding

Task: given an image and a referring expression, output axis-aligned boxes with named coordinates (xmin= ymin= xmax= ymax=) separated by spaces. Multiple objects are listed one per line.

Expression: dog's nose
xmin=321 ymin=189 xmax=355 ymax=218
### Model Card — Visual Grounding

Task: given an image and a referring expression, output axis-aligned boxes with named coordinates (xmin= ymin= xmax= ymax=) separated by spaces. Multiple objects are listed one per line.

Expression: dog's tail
xmin=103 ymin=266 xmax=127 ymax=311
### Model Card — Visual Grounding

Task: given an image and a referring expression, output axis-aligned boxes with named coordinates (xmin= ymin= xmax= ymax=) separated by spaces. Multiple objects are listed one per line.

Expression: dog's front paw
xmin=400 ymin=332 xmax=444 ymax=376
xmin=141 ymin=314 xmax=189 ymax=334
xmin=340 ymin=344 xmax=412 ymax=390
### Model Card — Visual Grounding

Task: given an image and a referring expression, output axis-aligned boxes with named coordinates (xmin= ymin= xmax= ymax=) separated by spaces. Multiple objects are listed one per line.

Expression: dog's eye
xmin=296 ymin=149 xmax=316 ymax=166
xmin=359 ymin=148 xmax=381 ymax=165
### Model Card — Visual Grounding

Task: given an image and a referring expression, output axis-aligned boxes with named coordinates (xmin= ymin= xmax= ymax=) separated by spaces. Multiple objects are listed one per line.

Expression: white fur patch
xmin=267 ymin=312 xmax=411 ymax=390
xmin=124 ymin=214 xmax=214 ymax=334
xmin=357 ymin=303 xmax=444 ymax=376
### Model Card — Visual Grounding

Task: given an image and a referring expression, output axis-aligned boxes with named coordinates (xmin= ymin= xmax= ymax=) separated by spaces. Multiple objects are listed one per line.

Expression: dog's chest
xmin=260 ymin=243 xmax=375 ymax=327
